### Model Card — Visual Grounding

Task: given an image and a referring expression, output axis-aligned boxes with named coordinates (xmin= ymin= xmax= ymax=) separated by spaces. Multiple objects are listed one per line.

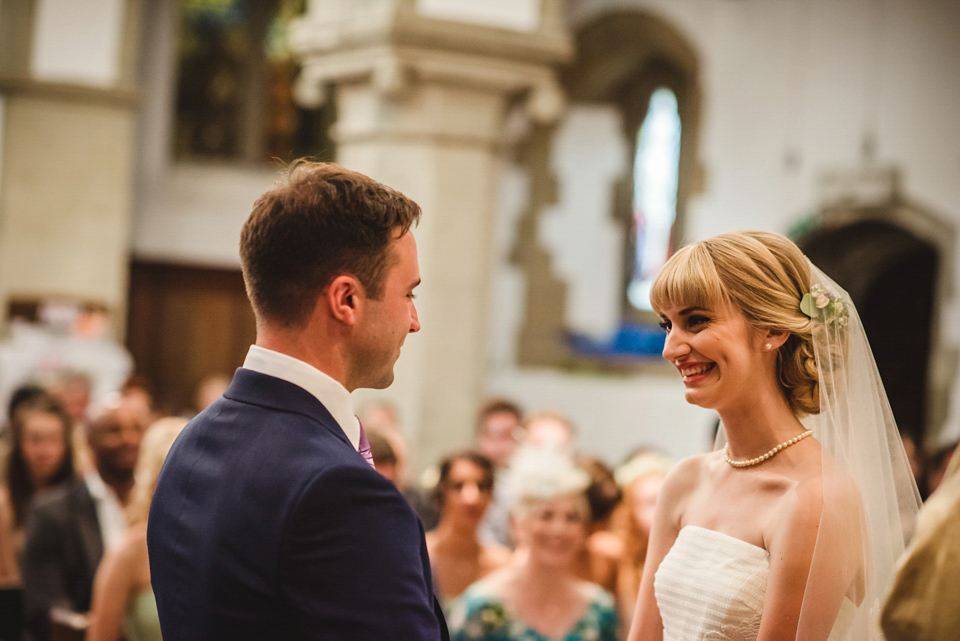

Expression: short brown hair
xmin=240 ymin=161 xmax=421 ymax=326
xmin=434 ymin=450 xmax=495 ymax=507
xmin=474 ymin=398 xmax=522 ymax=434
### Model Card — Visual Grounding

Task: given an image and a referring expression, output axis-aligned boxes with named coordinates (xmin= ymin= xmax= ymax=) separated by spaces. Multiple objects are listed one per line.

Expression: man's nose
xmin=409 ymin=303 xmax=420 ymax=333
xmin=122 ymin=426 xmax=142 ymax=445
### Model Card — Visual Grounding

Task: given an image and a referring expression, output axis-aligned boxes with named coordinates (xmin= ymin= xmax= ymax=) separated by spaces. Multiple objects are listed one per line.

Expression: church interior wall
xmin=485 ymin=0 xmax=960 ymax=464
xmin=0 ymin=0 xmax=141 ymax=331
xmin=2 ymin=0 xmax=959 ymax=471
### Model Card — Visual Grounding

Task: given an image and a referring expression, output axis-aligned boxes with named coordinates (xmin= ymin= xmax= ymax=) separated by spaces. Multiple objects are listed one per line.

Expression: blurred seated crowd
xmin=0 ymin=371 xmax=955 ymax=641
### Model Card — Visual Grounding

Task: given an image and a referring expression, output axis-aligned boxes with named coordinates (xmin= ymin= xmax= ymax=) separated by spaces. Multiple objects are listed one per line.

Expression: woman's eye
xmin=687 ymin=315 xmax=710 ymax=328
xmin=658 ymin=320 xmax=671 ymax=332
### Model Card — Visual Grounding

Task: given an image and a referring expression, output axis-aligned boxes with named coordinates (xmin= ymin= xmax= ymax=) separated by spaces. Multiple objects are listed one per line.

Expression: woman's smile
xmin=677 ymin=361 xmax=716 ymax=383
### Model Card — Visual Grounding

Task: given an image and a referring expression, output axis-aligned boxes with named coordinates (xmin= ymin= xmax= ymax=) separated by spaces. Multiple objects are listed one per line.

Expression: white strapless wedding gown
xmin=654 ymin=526 xmax=856 ymax=641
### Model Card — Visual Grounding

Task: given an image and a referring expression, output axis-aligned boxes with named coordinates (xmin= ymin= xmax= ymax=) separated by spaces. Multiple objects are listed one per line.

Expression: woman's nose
xmin=661 ymin=328 xmax=689 ymax=362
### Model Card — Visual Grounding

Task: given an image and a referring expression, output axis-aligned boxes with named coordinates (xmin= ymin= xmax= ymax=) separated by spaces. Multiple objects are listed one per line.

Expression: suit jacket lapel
xmin=223 ymin=368 xmax=352 ymax=449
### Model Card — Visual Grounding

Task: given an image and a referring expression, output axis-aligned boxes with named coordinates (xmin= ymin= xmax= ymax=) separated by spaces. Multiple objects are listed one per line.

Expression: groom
xmin=147 ymin=162 xmax=448 ymax=640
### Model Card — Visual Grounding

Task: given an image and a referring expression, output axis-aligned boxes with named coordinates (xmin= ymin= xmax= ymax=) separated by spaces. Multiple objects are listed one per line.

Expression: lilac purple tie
xmin=357 ymin=419 xmax=375 ymax=468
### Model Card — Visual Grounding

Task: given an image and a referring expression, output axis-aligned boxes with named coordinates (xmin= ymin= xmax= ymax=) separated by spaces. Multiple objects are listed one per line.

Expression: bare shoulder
xmin=769 ymin=465 xmax=863 ymax=551
xmin=660 ymin=452 xmax=713 ymax=500
xmin=106 ymin=523 xmax=148 ymax=572
xmin=481 ymin=543 xmax=512 ymax=570
xmin=478 ymin=565 xmax=515 ymax=593
xmin=588 ymin=530 xmax=624 ymax=562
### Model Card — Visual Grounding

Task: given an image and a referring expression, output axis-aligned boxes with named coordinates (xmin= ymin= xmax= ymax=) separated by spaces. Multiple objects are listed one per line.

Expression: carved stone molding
xmin=291 ymin=0 xmax=572 ymax=126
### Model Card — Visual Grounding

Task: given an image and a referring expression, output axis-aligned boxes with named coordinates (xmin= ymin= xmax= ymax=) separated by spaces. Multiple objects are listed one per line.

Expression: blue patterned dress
xmin=449 ymin=578 xmax=617 ymax=641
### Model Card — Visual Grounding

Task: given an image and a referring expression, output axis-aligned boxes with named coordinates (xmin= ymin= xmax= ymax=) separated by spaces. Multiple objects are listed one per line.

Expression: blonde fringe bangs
xmin=649 ymin=242 xmax=729 ymax=315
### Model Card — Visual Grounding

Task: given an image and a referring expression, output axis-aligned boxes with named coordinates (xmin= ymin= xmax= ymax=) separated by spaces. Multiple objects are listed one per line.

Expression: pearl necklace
xmin=724 ymin=429 xmax=814 ymax=468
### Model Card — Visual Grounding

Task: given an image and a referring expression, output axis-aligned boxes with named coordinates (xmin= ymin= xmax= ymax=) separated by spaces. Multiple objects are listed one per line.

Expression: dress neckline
xmin=679 ymin=525 xmax=769 ymax=558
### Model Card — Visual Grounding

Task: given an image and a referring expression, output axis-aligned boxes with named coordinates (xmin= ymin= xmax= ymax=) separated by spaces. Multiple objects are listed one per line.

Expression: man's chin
xmin=361 ymin=370 xmax=395 ymax=390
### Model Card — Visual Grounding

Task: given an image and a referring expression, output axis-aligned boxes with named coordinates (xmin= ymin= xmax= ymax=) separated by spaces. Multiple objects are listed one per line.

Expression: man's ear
xmin=326 ymin=275 xmax=362 ymax=325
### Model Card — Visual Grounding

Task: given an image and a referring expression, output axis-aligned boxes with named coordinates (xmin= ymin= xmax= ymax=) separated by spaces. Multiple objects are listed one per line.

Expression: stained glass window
xmin=175 ymin=0 xmax=332 ymax=162
xmin=627 ymin=87 xmax=681 ymax=311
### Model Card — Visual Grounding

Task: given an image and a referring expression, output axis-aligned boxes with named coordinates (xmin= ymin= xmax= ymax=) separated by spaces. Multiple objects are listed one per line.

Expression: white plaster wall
xmin=417 ymin=0 xmax=541 ymax=32
xmin=0 ymin=95 xmax=5 ymax=208
xmin=541 ymin=105 xmax=627 ymax=340
xmin=485 ymin=0 xmax=960 ymax=465
xmin=31 ymin=0 xmax=125 ymax=87
xmin=132 ymin=163 xmax=276 ymax=267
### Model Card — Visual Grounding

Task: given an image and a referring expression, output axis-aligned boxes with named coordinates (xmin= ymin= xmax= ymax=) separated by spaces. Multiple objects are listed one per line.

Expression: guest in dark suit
xmin=20 ymin=406 xmax=144 ymax=641
xmin=148 ymin=161 xmax=447 ymax=641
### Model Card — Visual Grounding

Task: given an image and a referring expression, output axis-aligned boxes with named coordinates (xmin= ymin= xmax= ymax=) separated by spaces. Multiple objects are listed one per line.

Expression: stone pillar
xmin=291 ymin=0 xmax=571 ymax=470
xmin=0 ymin=0 xmax=143 ymax=335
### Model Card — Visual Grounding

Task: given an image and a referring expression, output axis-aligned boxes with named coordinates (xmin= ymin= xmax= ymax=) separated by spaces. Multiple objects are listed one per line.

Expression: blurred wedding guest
xmin=882 ymin=451 xmax=960 ymax=641
xmin=50 ymin=372 xmax=92 ymax=428
xmin=925 ymin=439 xmax=957 ymax=496
xmin=21 ymin=406 xmax=145 ymax=641
xmin=523 ymin=411 xmax=576 ymax=450
xmin=86 ymin=417 xmax=187 ymax=641
xmin=359 ymin=400 xmax=409 ymax=484
xmin=2 ymin=384 xmax=46 ymax=452
xmin=368 ymin=429 xmax=401 ymax=486
xmin=50 ymin=371 xmax=94 ymax=473
xmin=900 ymin=434 xmax=929 ymax=499
xmin=1 ymin=392 xmax=75 ymax=570
xmin=474 ymin=399 xmax=523 ymax=548
xmin=116 ymin=376 xmax=157 ymax=434
xmin=449 ymin=446 xmax=616 ymax=641
xmin=1 ymin=385 xmax=53 ymax=595
xmin=426 ymin=451 xmax=509 ymax=614
xmin=612 ymin=451 xmax=672 ymax=630
xmin=192 ymin=373 xmax=230 ymax=415
xmin=366 ymin=425 xmax=440 ymax=528
xmin=475 ymin=400 xmax=523 ymax=471
xmin=573 ymin=456 xmax=623 ymax=594
xmin=0 ymin=498 xmax=17 ymax=587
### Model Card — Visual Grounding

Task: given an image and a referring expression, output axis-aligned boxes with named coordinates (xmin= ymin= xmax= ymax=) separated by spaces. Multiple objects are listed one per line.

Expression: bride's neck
xmin=719 ymin=388 xmax=806 ymax=459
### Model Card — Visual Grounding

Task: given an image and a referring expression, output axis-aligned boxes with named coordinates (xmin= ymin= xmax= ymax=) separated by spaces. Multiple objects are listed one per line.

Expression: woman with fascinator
xmin=627 ymin=231 xmax=921 ymax=641
xmin=449 ymin=445 xmax=617 ymax=641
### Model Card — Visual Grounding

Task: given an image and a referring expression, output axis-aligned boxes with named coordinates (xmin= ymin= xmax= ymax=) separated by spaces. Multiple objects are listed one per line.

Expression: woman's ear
xmin=326 ymin=275 xmax=361 ymax=325
xmin=764 ymin=328 xmax=790 ymax=350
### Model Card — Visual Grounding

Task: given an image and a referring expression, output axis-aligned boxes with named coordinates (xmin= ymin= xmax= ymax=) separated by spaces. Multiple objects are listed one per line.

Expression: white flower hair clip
xmin=800 ymin=283 xmax=849 ymax=328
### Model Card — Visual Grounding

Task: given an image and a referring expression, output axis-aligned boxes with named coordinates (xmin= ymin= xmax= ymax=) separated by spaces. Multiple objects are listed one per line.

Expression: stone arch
xmin=800 ymin=221 xmax=937 ymax=444
xmin=512 ymin=8 xmax=701 ymax=367
xmin=565 ymin=9 xmax=702 ymax=322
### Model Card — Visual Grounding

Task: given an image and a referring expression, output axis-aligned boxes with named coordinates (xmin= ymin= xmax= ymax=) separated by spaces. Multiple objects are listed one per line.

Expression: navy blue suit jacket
xmin=147 ymin=368 xmax=448 ymax=640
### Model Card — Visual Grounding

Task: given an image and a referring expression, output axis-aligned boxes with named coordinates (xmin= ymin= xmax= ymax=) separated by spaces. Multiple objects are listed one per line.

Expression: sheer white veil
xmin=715 ymin=262 xmax=921 ymax=639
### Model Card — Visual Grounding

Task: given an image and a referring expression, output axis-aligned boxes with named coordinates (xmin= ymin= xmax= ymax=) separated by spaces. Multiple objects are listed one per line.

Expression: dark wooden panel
xmin=126 ymin=261 xmax=256 ymax=415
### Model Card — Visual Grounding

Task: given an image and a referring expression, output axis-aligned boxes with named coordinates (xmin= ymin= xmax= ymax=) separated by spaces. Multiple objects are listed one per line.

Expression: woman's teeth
xmin=680 ymin=363 xmax=714 ymax=377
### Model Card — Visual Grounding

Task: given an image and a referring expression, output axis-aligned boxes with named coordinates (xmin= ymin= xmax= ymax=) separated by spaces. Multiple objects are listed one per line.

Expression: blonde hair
xmin=127 ymin=416 xmax=188 ymax=524
xmin=613 ymin=453 xmax=673 ymax=610
xmin=650 ymin=230 xmax=820 ymax=416
xmin=508 ymin=445 xmax=591 ymax=520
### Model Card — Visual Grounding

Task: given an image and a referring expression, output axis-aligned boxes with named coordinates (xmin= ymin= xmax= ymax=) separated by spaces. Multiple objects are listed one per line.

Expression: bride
xmin=627 ymin=231 xmax=921 ymax=640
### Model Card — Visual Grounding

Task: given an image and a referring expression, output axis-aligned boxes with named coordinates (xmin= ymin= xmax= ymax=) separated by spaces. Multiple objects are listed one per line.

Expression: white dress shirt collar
xmin=242 ymin=345 xmax=361 ymax=449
